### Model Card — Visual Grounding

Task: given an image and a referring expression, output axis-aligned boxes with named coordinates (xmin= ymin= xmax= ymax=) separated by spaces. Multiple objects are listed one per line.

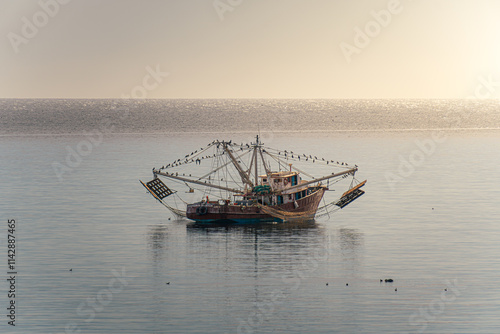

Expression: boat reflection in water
xmin=145 ymin=218 xmax=364 ymax=332
xmin=146 ymin=218 xmax=364 ymax=279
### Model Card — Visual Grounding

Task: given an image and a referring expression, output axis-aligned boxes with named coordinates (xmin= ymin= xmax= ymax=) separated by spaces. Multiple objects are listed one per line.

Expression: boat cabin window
xmin=295 ymin=190 xmax=307 ymax=200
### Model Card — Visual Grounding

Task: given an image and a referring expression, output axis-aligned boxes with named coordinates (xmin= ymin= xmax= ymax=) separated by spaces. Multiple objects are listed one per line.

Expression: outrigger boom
xmin=153 ymin=169 xmax=243 ymax=194
xmin=284 ymin=167 xmax=357 ymax=192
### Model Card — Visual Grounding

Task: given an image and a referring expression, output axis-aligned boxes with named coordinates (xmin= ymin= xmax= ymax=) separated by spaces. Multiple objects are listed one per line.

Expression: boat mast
xmin=254 ymin=135 xmax=259 ymax=186
xmin=259 ymin=149 xmax=271 ymax=176
xmin=222 ymin=142 xmax=254 ymax=188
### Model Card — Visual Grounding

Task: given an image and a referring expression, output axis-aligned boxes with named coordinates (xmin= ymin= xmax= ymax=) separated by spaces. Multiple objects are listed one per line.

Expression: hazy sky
xmin=1 ymin=0 xmax=500 ymax=98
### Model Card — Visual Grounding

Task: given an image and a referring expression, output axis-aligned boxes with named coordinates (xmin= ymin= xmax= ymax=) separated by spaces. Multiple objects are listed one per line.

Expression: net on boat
xmin=140 ymin=179 xmax=187 ymax=218
xmin=257 ymin=204 xmax=319 ymax=221
xmin=257 ymin=180 xmax=365 ymax=221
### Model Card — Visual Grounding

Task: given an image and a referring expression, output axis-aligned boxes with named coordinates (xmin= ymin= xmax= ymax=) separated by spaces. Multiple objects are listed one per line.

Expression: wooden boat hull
xmin=186 ymin=187 xmax=326 ymax=223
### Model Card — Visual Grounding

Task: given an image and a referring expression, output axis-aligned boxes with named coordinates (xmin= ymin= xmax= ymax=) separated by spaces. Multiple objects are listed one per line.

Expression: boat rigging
xmin=140 ymin=136 xmax=366 ymax=223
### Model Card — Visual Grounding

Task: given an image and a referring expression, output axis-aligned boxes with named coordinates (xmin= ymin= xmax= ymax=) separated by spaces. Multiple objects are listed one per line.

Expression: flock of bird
xmin=154 ymin=140 xmax=357 ymax=171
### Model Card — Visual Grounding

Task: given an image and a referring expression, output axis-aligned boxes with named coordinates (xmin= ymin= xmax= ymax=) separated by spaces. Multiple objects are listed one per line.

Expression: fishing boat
xmin=140 ymin=136 xmax=366 ymax=224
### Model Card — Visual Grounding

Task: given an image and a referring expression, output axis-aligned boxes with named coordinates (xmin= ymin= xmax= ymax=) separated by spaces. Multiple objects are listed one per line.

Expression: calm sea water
xmin=1 ymin=99 xmax=500 ymax=333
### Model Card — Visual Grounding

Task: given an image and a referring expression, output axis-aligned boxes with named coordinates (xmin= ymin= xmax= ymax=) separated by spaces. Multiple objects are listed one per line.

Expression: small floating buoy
xmin=69 ymin=269 xmax=72 ymax=271
xmin=395 ymin=288 xmax=398 ymax=292
xmin=346 ymin=283 xmax=348 ymax=286
xmin=326 ymin=283 xmax=328 ymax=286
xmin=166 ymin=282 xmax=170 ymax=285
xmin=444 ymin=288 xmax=447 ymax=291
